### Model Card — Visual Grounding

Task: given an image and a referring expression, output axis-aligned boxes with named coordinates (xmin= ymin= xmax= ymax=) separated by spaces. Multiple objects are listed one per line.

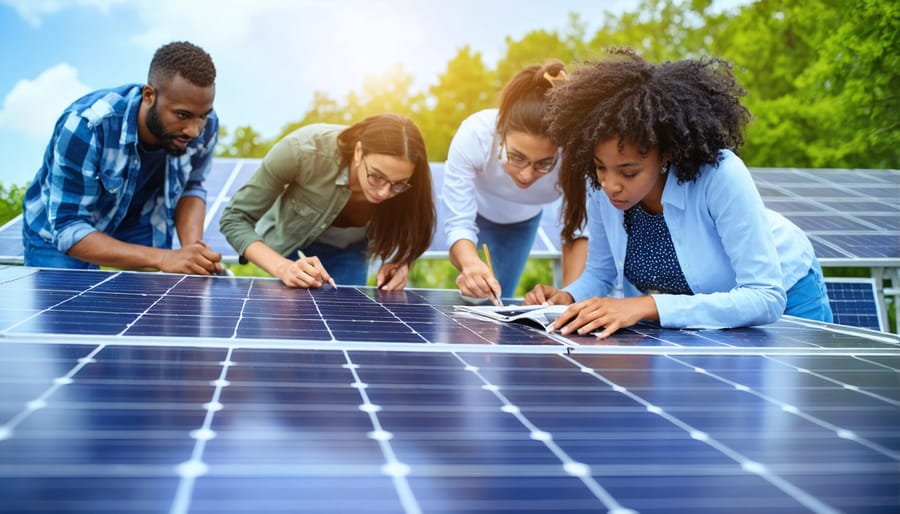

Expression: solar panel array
xmin=751 ymin=168 xmax=899 ymax=267
xmin=1 ymin=267 xmax=899 ymax=513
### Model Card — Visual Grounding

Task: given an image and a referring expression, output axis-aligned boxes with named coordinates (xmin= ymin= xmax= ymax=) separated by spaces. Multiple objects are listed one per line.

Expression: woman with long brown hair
xmin=220 ymin=114 xmax=435 ymax=289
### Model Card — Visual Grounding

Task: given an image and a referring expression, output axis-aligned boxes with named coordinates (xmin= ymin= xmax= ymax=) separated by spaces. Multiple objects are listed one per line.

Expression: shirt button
xmin=320 ymin=224 xmax=326 ymax=229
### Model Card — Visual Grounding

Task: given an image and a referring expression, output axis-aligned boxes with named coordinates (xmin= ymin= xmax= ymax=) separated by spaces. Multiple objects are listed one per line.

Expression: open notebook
xmin=453 ymin=304 xmax=567 ymax=331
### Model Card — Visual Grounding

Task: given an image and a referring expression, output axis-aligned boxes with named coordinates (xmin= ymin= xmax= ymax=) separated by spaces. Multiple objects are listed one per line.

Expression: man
xmin=22 ymin=41 xmax=223 ymax=274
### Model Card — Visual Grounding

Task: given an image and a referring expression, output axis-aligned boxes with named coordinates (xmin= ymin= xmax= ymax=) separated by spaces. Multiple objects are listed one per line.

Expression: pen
xmin=481 ymin=243 xmax=503 ymax=306
xmin=297 ymin=250 xmax=337 ymax=289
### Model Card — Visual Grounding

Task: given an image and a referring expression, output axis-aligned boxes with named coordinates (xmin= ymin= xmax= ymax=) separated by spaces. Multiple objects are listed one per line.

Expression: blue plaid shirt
xmin=23 ymin=84 xmax=218 ymax=253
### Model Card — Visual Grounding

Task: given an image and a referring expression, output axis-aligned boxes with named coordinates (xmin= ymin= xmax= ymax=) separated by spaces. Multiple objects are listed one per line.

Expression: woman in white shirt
xmin=525 ymin=49 xmax=832 ymax=338
xmin=442 ymin=60 xmax=587 ymax=302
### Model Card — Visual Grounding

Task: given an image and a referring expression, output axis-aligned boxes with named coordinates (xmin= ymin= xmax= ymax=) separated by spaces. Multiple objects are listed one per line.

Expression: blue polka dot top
xmin=623 ymin=205 xmax=693 ymax=295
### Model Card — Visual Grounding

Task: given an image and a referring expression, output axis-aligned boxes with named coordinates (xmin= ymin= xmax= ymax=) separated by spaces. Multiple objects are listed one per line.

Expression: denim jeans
xmin=22 ymin=222 xmax=153 ymax=270
xmin=297 ymin=239 xmax=369 ymax=286
xmin=784 ymin=258 xmax=833 ymax=322
xmin=475 ymin=211 xmax=542 ymax=297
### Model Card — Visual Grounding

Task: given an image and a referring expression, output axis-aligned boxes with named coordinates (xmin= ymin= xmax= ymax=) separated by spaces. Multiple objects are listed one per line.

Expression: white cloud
xmin=0 ymin=63 xmax=91 ymax=139
xmin=1 ymin=0 xmax=125 ymax=26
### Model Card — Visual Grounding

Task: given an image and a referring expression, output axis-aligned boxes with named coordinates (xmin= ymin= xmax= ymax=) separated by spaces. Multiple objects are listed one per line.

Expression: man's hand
xmin=158 ymin=240 xmax=223 ymax=275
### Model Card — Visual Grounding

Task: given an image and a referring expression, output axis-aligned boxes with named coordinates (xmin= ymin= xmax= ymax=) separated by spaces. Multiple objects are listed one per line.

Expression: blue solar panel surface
xmin=1 ymin=267 xmax=898 ymax=513
xmin=825 ymin=279 xmax=886 ymax=332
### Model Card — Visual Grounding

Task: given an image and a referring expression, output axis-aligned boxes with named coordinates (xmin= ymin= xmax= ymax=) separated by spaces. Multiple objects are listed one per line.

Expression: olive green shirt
xmin=219 ymin=124 xmax=354 ymax=260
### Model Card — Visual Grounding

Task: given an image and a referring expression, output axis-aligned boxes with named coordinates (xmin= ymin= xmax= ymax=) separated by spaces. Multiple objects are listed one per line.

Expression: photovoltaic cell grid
xmin=751 ymin=168 xmax=899 ymax=266
xmin=0 ymin=267 xmax=899 ymax=513
xmin=825 ymin=278 xmax=886 ymax=332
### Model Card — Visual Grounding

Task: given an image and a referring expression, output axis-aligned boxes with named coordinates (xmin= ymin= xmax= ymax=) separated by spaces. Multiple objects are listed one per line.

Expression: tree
xmin=712 ymin=0 xmax=899 ymax=168
xmin=588 ymin=0 xmax=726 ymax=63
xmin=793 ymin=0 xmax=899 ymax=168
xmin=419 ymin=47 xmax=496 ymax=162
xmin=216 ymin=125 xmax=271 ymax=158
xmin=278 ymin=64 xmax=428 ymax=142
xmin=0 ymin=182 xmax=25 ymax=225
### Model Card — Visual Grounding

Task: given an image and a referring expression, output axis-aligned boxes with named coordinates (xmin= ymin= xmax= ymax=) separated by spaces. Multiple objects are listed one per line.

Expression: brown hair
xmin=496 ymin=59 xmax=567 ymax=138
xmin=337 ymin=114 xmax=436 ymax=266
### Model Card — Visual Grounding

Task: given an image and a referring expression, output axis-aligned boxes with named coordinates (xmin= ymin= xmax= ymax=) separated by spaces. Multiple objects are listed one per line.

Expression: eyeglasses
xmin=498 ymin=142 xmax=559 ymax=174
xmin=362 ymin=157 xmax=412 ymax=194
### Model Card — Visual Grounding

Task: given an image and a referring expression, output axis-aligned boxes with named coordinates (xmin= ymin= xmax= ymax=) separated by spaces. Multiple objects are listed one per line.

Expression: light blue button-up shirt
xmin=564 ymin=150 xmax=815 ymax=329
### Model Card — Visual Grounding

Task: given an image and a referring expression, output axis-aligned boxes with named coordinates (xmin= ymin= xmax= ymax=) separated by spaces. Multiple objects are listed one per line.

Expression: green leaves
xmin=214 ymin=0 xmax=897 ymax=170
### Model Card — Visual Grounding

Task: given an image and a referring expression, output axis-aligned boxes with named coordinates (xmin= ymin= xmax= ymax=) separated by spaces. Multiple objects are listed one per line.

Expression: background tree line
xmin=217 ymin=0 xmax=898 ymax=169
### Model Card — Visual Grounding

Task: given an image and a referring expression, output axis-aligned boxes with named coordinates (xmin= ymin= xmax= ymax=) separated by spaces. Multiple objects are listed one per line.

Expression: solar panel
xmin=825 ymin=278 xmax=886 ymax=332
xmin=750 ymin=168 xmax=899 ymax=267
xmin=0 ymin=267 xmax=898 ymax=513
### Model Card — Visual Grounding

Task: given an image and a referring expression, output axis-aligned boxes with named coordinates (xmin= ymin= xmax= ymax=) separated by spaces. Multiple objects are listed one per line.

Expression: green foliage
xmin=0 ymin=182 xmax=26 ymax=225
xmin=275 ymin=64 xmax=428 ymax=143
xmin=420 ymin=47 xmax=496 ymax=162
xmin=716 ymin=0 xmax=899 ymax=168
xmin=216 ymin=125 xmax=271 ymax=158
xmin=215 ymin=1 xmax=896 ymax=170
xmin=407 ymin=259 xmax=459 ymax=290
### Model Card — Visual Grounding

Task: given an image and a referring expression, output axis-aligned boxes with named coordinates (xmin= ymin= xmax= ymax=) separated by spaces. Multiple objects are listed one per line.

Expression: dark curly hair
xmin=148 ymin=41 xmax=216 ymax=88
xmin=496 ymin=59 xmax=567 ymax=138
xmin=549 ymin=48 xmax=751 ymax=241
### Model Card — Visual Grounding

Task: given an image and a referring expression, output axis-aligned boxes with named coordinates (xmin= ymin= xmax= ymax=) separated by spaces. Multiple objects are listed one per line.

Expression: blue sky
xmin=0 ymin=0 xmax=655 ymax=187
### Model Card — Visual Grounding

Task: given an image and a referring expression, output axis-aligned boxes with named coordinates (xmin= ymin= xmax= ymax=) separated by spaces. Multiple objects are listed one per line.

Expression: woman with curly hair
xmin=442 ymin=60 xmax=587 ymax=303
xmin=220 ymin=114 xmax=435 ymax=290
xmin=525 ymin=49 xmax=832 ymax=338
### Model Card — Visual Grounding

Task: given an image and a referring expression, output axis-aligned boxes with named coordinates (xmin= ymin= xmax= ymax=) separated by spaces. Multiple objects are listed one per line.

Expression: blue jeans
xmin=475 ymin=212 xmax=542 ymax=297
xmin=297 ymin=240 xmax=369 ymax=286
xmin=23 ymin=222 xmax=153 ymax=270
xmin=784 ymin=258 xmax=833 ymax=322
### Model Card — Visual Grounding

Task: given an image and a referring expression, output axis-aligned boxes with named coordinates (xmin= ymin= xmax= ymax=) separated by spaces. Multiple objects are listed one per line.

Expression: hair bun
xmin=543 ymin=69 xmax=568 ymax=87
